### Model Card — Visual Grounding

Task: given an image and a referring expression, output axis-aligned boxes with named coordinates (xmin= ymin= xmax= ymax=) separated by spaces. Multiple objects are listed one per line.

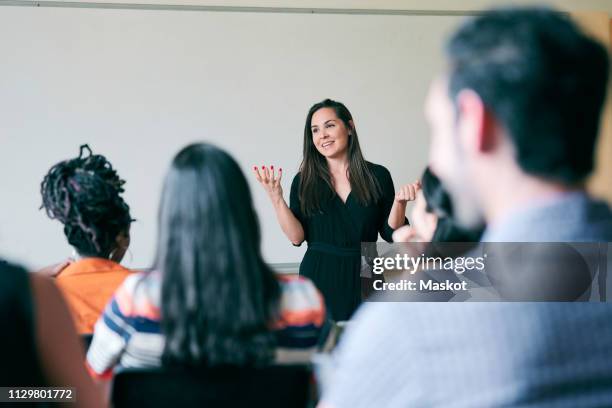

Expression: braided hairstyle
xmin=40 ymin=145 xmax=133 ymax=258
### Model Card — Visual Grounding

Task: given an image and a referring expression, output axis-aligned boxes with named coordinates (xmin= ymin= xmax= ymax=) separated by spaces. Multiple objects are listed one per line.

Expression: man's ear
xmin=455 ymin=89 xmax=497 ymax=153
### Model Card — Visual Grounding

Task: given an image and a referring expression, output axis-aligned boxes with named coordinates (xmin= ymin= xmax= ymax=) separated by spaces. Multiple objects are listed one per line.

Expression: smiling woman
xmin=254 ymin=99 xmax=419 ymax=320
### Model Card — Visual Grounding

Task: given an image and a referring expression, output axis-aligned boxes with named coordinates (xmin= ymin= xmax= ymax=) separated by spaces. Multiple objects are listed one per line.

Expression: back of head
xmin=420 ymin=167 xmax=484 ymax=243
xmin=447 ymin=7 xmax=609 ymax=184
xmin=156 ymin=143 xmax=280 ymax=367
xmin=421 ymin=167 xmax=453 ymax=218
xmin=40 ymin=145 xmax=132 ymax=258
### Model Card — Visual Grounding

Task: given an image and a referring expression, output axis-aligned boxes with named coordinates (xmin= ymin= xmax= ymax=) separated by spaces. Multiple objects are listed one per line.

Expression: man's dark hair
xmin=447 ymin=7 xmax=609 ymax=183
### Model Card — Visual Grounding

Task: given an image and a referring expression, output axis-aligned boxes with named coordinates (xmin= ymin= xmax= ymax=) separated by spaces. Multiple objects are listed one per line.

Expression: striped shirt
xmin=86 ymin=272 xmax=327 ymax=379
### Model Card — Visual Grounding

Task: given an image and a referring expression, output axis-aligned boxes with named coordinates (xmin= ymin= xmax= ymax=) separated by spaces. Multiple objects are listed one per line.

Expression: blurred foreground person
xmin=321 ymin=7 xmax=612 ymax=408
xmin=1 ymin=260 xmax=103 ymax=407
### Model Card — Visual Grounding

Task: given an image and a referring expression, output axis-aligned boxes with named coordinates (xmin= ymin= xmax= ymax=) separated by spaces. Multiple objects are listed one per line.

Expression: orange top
xmin=56 ymin=258 xmax=133 ymax=334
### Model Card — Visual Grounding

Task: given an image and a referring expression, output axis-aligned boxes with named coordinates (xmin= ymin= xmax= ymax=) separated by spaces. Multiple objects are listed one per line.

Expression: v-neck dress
xmin=289 ymin=162 xmax=407 ymax=320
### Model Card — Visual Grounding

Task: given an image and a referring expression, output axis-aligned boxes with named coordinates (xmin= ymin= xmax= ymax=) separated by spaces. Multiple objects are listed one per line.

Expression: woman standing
xmin=255 ymin=99 xmax=418 ymax=320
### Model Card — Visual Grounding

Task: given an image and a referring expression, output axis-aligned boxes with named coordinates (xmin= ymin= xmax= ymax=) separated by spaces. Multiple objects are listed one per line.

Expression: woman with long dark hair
xmin=40 ymin=144 xmax=133 ymax=333
xmin=254 ymin=99 xmax=418 ymax=320
xmin=393 ymin=167 xmax=484 ymax=244
xmin=86 ymin=143 xmax=326 ymax=376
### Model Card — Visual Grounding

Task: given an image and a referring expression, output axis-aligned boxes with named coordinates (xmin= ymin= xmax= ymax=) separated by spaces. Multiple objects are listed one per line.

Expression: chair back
xmin=112 ymin=364 xmax=312 ymax=408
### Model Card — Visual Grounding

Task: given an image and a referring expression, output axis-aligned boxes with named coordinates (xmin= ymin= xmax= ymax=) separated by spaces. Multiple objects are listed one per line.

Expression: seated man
xmin=321 ymin=7 xmax=612 ymax=407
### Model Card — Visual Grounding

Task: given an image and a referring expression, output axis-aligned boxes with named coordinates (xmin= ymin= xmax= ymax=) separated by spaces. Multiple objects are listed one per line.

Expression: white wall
xmin=20 ymin=0 xmax=612 ymax=14
xmin=0 ymin=5 xmax=465 ymax=269
xmin=1 ymin=0 xmax=609 ymax=270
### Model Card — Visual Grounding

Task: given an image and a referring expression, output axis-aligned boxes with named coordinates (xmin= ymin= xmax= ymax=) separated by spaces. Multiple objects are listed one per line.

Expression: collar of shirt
xmin=59 ymin=257 xmax=125 ymax=277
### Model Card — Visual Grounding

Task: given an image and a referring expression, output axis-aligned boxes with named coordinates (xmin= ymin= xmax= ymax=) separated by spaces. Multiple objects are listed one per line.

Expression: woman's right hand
xmin=253 ymin=165 xmax=283 ymax=203
xmin=254 ymin=165 xmax=305 ymax=245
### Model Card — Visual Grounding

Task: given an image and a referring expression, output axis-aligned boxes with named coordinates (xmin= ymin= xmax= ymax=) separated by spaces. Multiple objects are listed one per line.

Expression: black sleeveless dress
xmin=289 ymin=162 xmax=407 ymax=321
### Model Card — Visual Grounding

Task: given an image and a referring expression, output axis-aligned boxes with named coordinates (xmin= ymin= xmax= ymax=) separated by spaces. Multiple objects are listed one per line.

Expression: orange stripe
xmin=114 ymin=286 xmax=160 ymax=320
xmin=137 ymin=301 xmax=161 ymax=321
xmin=276 ymin=307 xmax=325 ymax=328
xmin=114 ymin=284 xmax=134 ymax=315
xmin=85 ymin=362 xmax=113 ymax=381
xmin=277 ymin=274 xmax=303 ymax=283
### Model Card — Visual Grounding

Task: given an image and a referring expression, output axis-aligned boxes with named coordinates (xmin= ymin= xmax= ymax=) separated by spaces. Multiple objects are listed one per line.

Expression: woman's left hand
xmin=394 ymin=181 xmax=421 ymax=204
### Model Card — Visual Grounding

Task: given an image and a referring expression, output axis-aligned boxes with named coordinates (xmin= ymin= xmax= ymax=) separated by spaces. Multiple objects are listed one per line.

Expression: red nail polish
xmin=262 ymin=166 xmax=266 ymax=169
xmin=253 ymin=166 xmax=257 ymax=170
xmin=271 ymin=165 xmax=274 ymax=169
xmin=279 ymin=168 xmax=282 ymax=171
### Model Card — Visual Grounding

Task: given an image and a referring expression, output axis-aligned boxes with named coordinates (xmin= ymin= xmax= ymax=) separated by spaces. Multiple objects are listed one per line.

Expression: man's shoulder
xmin=487 ymin=192 xmax=612 ymax=242
xmin=348 ymin=303 xmax=612 ymax=351
xmin=539 ymin=194 xmax=612 ymax=241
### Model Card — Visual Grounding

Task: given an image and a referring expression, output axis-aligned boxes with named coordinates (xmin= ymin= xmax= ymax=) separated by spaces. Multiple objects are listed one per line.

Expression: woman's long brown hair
xmin=299 ymin=99 xmax=381 ymax=216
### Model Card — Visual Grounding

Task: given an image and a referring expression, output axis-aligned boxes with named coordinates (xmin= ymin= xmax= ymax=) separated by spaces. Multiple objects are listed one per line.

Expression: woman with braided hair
xmin=40 ymin=144 xmax=134 ymax=334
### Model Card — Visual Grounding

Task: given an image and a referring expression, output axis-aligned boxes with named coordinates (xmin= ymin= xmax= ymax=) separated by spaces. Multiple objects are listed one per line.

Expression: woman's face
xmin=410 ymin=191 xmax=438 ymax=242
xmin=310 ymin=107 xmax=351 ymax=159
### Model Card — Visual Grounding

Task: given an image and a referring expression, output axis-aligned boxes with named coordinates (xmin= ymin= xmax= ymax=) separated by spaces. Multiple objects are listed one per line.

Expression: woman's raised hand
xmin=395 ymin=181 xmax=421 ymax=204
xmin=253 ymin=165 xmax=283 ymax=202
xmin=254 ymin=165 xmax=304 ymax=244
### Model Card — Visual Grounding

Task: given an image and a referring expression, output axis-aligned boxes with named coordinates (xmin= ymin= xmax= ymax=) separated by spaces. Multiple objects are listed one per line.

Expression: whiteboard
xmin=0 ymin=5 xmax=461 ymax=269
